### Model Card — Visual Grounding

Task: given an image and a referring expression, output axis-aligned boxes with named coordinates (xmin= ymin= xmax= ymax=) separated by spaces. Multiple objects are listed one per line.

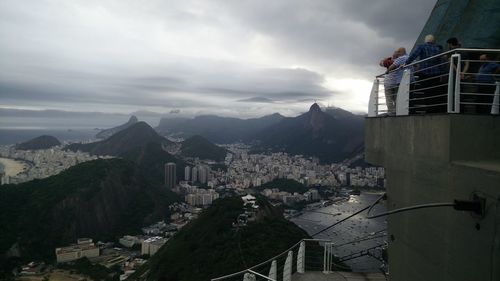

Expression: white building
xmin=141 ymin=236 xmax=167 ymax=256
xmin=55 ymin=238 xmax=100 ymax=263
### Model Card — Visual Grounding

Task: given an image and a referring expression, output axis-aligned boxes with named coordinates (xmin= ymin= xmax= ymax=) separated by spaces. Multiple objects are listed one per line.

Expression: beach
xmin=0 ymin=157 xmax=27 ymax=177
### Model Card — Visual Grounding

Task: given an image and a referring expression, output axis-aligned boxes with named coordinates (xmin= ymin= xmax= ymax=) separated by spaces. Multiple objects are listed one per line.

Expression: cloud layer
xmin=0 ymin=0 xmax=436 ymax=118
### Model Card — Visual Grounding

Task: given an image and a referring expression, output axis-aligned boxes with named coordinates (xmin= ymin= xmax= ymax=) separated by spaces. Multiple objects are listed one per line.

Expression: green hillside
xmin=121 ymin=142 xmax=187 ymax=186
xmin=180 ymin=135 xmax=227 ymax=162
xmin=256 ymin=178 xmax=308 ymax=194
xmin=131 ymin=197 xmax=309 ymax=281
xmin=0 ymin=159 xmax=179 ymax=262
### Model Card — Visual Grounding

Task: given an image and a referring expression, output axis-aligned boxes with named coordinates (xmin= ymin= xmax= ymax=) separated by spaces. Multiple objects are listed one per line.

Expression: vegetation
xmin=180 ymin=135 xmax=228 ymax=162
xmin=58 ymin=257 xmax=121 ymax=281
xmin=131 ymin=197 xmax=309 ymax=281
xmin=121 ymin=142 xmax=187 ymax=186
xmin=255 ymin=178 xmax=308 ymax=194
xmin=0 ymin=158 xmax=179 ymax=262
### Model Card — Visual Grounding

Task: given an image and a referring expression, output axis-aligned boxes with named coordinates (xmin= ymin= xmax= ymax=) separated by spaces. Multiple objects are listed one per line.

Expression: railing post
xmin=454 ymin=54 xmax=462 ymax=113
xmin=283 ymin=251 xmax=293 ymax=281
xmin=297 ymin=241 xmax=305 ymax=273
xmin=269 ymin=260 xmax=277 ymax=280
xmin=396 ymin=69 xmax=411 ymax=116
xmin=448 ymin=54 xmax=459 ymax=113
xmin=492 ymin=81 xmax=500 ymax=115
xmin=368 ymin=78 xmax=380 ymax=117
xmin=323 ymin=242 xmax=333 ymax=273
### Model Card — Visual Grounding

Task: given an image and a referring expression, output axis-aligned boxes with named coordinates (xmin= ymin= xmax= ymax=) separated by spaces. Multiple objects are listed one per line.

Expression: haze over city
xmin=1 ymin=0 xmax=435 ymax=119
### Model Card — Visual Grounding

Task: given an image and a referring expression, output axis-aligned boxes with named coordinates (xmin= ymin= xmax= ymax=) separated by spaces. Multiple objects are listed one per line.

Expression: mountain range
xmin=157 ymin=104 xmax=364 ymax=163
xmin=156 ymin=113 xmax=285 ymax=143
xmin=255 ymin=103 xmax=364 ymax=162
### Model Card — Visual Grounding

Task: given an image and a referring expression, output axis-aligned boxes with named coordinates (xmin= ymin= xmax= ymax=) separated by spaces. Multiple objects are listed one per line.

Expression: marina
xmin=291 ymin=193 xmax=387 ymax=272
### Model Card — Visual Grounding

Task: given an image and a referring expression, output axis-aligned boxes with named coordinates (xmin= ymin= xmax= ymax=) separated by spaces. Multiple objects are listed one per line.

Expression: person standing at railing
xmin=379 ymin=51 xmax=397 ymax=114
xmin=446 ymin=37 xmax=470 ymax=80
xmin=405 ymin=34 xmax=446 ymax=114
xmin=384 ymin=48 xmax=409 ymax=115
xmin=476 ymin=54 xmax=500 ymax=114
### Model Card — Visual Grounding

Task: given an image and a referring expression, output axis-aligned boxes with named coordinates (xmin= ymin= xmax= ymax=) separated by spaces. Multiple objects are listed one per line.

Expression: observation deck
xmin=365 ymin=48 xmax=500 ymax=281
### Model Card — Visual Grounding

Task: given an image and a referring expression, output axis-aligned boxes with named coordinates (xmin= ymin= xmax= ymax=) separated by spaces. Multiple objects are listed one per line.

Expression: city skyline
xmin=0 ymin=0 xmax=436 ymax=119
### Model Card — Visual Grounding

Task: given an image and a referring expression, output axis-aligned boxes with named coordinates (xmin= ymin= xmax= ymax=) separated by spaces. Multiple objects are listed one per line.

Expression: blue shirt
xmin=385 ymin=55 xmax=408 ymax=86
xmin=477 ymin=63 xmax=500 ymax=83
xmin=406 ymin=42 xmax=445 ymax=76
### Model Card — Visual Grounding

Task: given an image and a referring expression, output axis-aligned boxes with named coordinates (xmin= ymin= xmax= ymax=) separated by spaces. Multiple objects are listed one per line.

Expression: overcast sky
xmin=0 ymin=0 xmax=436 ymax=118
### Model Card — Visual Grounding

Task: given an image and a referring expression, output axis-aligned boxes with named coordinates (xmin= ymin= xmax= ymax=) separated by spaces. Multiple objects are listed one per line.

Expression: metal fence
xmin=368 ymin=48 xmax=500 ymax=117
xmin=210 ymin=239 xmax=352 ymax=281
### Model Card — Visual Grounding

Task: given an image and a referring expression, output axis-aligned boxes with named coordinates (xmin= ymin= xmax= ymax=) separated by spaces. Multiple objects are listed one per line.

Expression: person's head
xmin=446 ymin=37 xmax=460 ymax=49
xmin=479 ymin=54 xmax=489 ymax=61
xmin=396 ymin=47 xmax=407 ymax=56
xmin=424 ymin=34 xmax=435 ymax=43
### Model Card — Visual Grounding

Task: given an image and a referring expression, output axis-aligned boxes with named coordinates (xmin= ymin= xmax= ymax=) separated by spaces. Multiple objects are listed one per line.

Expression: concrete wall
xmin=365 ymin=115 xmax=500 ymax=281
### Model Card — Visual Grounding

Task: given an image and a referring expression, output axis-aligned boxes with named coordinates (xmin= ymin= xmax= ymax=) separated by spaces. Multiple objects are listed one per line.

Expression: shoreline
xmin=0 ymin=157 xmax=28 ymax=177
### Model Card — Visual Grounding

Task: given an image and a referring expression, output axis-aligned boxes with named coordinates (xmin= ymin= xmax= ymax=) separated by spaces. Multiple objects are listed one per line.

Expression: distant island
xmin=16 ymin=135 xmax=61 ymax=150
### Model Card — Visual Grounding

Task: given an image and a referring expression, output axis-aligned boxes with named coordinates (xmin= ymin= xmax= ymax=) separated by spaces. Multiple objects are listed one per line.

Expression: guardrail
xmin=368 ymin=48 xmax=500 ymax=117
xmin=210 ymin=239 xmax=350 ymax=281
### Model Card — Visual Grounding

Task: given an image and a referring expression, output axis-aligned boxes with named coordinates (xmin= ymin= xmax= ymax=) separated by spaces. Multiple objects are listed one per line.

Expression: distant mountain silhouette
xmin=16 ymin=135 xmax=61 ymax=150
xmin=95 ymin=115 xmax=138 ymax=139
xmin=180 ymin=135 xmax=228 ymax=162
xmin=0 ymin=158 xmax=179 ymax=260
xmin=67 ymin=121 xmax=172 ymax=156
xmin=255 ymin=103 xmax=364 ymax=163
xmin=156 ymin=113 xmax=285 ymax=143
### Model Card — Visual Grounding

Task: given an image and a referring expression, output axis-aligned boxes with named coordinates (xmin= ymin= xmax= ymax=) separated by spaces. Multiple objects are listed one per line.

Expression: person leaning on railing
xmin=379 ymin=51 xmax=397 ymax=113
xmin=384 ymin=48 xmax=409 ymax=115
xmin=405 ymin=34 xmax=446 ymax=114
xmin=446 ymin=37 xmax=470 ymax=80
xmin=475 ymin=54 xmax=500 ymax=114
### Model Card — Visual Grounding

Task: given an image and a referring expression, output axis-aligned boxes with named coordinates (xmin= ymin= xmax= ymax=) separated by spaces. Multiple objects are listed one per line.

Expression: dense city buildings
xmin=0 ymin=145 xmax=111 ymax=184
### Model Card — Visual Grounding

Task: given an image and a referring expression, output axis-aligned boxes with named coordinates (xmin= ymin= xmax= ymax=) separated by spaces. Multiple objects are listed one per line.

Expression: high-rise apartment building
xmin=164 ymin=162 xmax=176 ymax=189
xmin=184 ymin=166 xmax=191 ymax=181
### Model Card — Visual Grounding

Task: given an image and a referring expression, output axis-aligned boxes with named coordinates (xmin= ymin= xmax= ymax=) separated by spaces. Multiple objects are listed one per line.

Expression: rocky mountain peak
xmin=309 ymin=103 xmax=322 ymax=113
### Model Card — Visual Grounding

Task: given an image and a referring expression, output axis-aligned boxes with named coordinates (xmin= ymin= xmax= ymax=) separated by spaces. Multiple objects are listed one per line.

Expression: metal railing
xmin=210 ymin=239 xmax=352 ymax=281
xmin=368 ymin=48 xmax=500 ymax=117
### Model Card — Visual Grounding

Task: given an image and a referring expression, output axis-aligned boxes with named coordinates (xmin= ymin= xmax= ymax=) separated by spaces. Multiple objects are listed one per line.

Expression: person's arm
xmin=406 ymin=45 xmax=421 ymax=65
xmin=461 ymin=60 xmax=469 ymax=79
